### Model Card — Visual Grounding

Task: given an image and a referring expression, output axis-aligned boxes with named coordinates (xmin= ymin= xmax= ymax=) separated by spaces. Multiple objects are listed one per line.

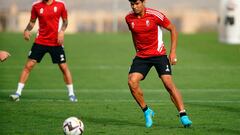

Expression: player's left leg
xmin=161 ymin=75 xmax=184 ymax=111
xmin=154 ymin=56 xmax=192 ymax=127
xmin=50 ymin=46 xmax=77 ymax=102
xmin=58 ymin=63 xmax=77 ymax=102
xmin=160 ymin=75 xmax=192 ymax=127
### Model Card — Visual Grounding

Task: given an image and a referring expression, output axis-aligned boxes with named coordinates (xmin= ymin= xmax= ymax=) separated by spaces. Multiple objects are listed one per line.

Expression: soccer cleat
xmin=69 ymin=95 xmax=78 ymax=102
xmin=180 ymin=115 xmax=192 ymax=128
xmin=9 ymin=93 xmax=20 ymax=102
xmin=144 ymin=108 xmax=155 ymax=128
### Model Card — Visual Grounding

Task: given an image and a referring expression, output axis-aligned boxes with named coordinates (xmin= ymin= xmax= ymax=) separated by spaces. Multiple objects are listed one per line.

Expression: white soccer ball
xmin=63 ymin=117 xmax=84 ymax=135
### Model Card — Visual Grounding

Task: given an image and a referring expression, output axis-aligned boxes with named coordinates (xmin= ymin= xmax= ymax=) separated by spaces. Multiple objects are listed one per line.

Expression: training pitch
xmin=0 ymin=32 xmax=240 ymax=135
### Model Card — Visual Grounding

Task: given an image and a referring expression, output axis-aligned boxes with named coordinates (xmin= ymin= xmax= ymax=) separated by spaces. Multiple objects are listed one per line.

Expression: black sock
xmin=142 ymin=105 xmax=148 ymax=112
xmin=179 ymin=112 xmax=187 ymax=117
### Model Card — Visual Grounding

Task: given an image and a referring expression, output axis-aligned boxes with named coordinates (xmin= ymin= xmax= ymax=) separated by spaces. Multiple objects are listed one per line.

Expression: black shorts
xmin=28 ymin=43 xmax=66 ymax=64
xmin=129 ymin=55 xmax=172 ymax=80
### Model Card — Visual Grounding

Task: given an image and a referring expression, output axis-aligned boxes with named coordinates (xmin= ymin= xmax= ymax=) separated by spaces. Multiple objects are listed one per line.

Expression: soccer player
xmin=125 ymin=0 xmax=192 ymax=128
xmin=0 ymin=50 xmax=10 ymax=62
xmin=9 ymin=0 xmax=77 ymax=102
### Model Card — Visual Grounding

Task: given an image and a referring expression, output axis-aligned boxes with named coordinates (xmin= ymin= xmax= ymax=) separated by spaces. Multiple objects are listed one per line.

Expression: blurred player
xmin=0 ymin=50 xmax=10 ymax=62
xmin=125 ymin=0 xmax=192 ymax=128
xmin=10 ymin=0 xmax=77 ymax=102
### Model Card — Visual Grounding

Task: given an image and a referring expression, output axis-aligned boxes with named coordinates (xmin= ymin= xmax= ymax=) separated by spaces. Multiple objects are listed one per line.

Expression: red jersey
xmin=125 ymin=8 xmax=171 ymax=58
xmin=31 ymin=0 xmax=67 ymax=46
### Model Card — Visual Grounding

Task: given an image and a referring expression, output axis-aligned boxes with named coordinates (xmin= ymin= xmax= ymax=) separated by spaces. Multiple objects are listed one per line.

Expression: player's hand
xmin=0 ymin=51 xmax=11 ymax=62
xmin=169 ymin=52 xmax=177 ymax=65
xmin=23 ymin=30 xmax=31 ymax=41
xmin=58 ymin=31 xmax=64 ymax=45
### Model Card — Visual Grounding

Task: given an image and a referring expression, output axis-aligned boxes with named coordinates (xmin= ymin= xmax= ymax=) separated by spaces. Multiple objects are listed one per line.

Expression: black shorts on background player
xmin=28 ymin=43 xmax=66 ymax=63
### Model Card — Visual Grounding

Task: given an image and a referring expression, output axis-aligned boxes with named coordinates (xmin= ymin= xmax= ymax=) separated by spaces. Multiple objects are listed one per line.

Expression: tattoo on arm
xmin=61 ymin=19 xmax=68 ymax=32
xmin=24 ymin=19 xmax=36 ymax=31
xmin=25 ymin=23 xmax=33 ymax=31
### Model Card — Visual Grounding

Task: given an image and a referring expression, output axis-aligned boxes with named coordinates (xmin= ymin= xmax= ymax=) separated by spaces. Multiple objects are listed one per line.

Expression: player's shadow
xmin=82 ymin=115 xmax=143 ymax=127
xmin=82 ymin=115 xmax=190 ymax=130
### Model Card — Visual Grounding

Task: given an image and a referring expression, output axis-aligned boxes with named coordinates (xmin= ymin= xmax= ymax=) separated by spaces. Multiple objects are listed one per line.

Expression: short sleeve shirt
xmin=31 ymin=0 xmax=67 ymax=46
xmin=125 ymin=8 xmax=171 ymax=58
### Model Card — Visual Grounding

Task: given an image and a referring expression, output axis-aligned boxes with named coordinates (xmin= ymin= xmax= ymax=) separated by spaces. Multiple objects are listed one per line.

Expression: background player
xmin=10 ymin=0 xmax=77 ymax=102
xmin=125 ymin=0 xmax=192 ymax=128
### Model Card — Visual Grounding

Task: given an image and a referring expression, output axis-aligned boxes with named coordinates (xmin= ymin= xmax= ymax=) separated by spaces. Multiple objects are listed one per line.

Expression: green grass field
xmin=0 ymin=32 xmax=240 ymax=135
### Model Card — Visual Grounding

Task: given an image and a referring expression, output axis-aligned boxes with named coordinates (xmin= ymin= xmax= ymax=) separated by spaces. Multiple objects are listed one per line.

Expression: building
xmin=0 ymin=0 xmax=219 ymax=34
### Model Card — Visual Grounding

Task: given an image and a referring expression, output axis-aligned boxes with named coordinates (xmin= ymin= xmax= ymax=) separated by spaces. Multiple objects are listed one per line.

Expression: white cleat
xmin=10 ymin=93 xmax=20 ymax=102
xmin=69 ymin=95 xmax=78 ymax=102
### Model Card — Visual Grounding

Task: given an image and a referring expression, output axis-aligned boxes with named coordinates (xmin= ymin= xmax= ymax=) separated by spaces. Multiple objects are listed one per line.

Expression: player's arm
xmin=58 ymin=18 xmax=68 ymax=45
xmin=131 ymin=33 xmax=138 ymax=52
xmin=165 ymin=23 xmax=178 ymax=65
xmin=61 ymin=18 xmax=68 ymax=32
xmin=24 ymin=19 xmax=36 ymax=41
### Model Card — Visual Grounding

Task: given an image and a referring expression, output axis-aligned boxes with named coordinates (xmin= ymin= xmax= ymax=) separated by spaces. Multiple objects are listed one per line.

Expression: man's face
xmin=130 ymin=0 xmax=145 ymax=15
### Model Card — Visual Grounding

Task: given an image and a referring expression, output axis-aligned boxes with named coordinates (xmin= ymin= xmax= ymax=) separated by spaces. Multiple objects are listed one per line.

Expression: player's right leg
xmin=10 ymin=59 xmax=37 ymax=101
xmin=128 ymin=57 xmax=154 ymax=127
xmin=128 ymin=73 xmax=154 ymax=128
xmin=128 ymin=73 xmax=146 ymax=109
xmin=143 ymin=107 xmax=155 ymax=128
xmin=10 ymin=43 xmax=45 ymax=101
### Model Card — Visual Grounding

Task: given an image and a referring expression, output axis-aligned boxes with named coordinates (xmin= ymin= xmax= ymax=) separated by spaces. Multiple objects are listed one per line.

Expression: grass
xmin=0 ymin=32 xmax=240 ymax=135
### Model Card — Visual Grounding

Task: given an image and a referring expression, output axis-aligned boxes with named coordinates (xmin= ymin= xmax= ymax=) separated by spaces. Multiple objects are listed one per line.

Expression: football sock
xmin=66 ymin=84 xmax=74 ymax=96
xmin=179 ymin=110 xmax=187 ymax=117
xmin=16 ymin=82 xmax=24 ymax=95
xmin=142 ymin=105 xmax=148 ymax=112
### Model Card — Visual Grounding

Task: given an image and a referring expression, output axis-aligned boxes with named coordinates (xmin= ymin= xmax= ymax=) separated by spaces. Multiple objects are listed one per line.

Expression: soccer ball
xmin=63 ymin=117 xmax=84 ymax=135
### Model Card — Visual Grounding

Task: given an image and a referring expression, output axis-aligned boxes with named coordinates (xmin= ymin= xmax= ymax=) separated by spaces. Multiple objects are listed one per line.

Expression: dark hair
xmin=128 ymin=0 xmax=144 ymax=2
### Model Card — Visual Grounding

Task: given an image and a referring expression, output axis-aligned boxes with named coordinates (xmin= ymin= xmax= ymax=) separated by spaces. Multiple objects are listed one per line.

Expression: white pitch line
xmin=0 ymin=99 xmax=240 ymax=104
xmin=1 ymin=65 xmax=240 ymax=70
xmin=0 ymin=65 xmax=128 ymax=70
xmin=0 ymin=88 xmax=240 ymax=93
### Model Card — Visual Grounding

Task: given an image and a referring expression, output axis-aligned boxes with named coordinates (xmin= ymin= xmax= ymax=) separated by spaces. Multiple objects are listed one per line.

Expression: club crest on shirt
xmin=131 ymin=22 xmax=135 ymax=29
xmin=146 ymin=19 xmax=150 ymax=27
xmin=40 ymin=8 xmax=44 ymax=14
xmin=54 ymin=6 xmax=58 ymax=13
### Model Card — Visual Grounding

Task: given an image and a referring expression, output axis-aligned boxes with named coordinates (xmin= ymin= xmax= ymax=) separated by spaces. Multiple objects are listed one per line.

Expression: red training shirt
xmin=125 ymin=8 xmax=171 ymax=58
xmin=31 ymin=0 xmax=67 ymax=46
